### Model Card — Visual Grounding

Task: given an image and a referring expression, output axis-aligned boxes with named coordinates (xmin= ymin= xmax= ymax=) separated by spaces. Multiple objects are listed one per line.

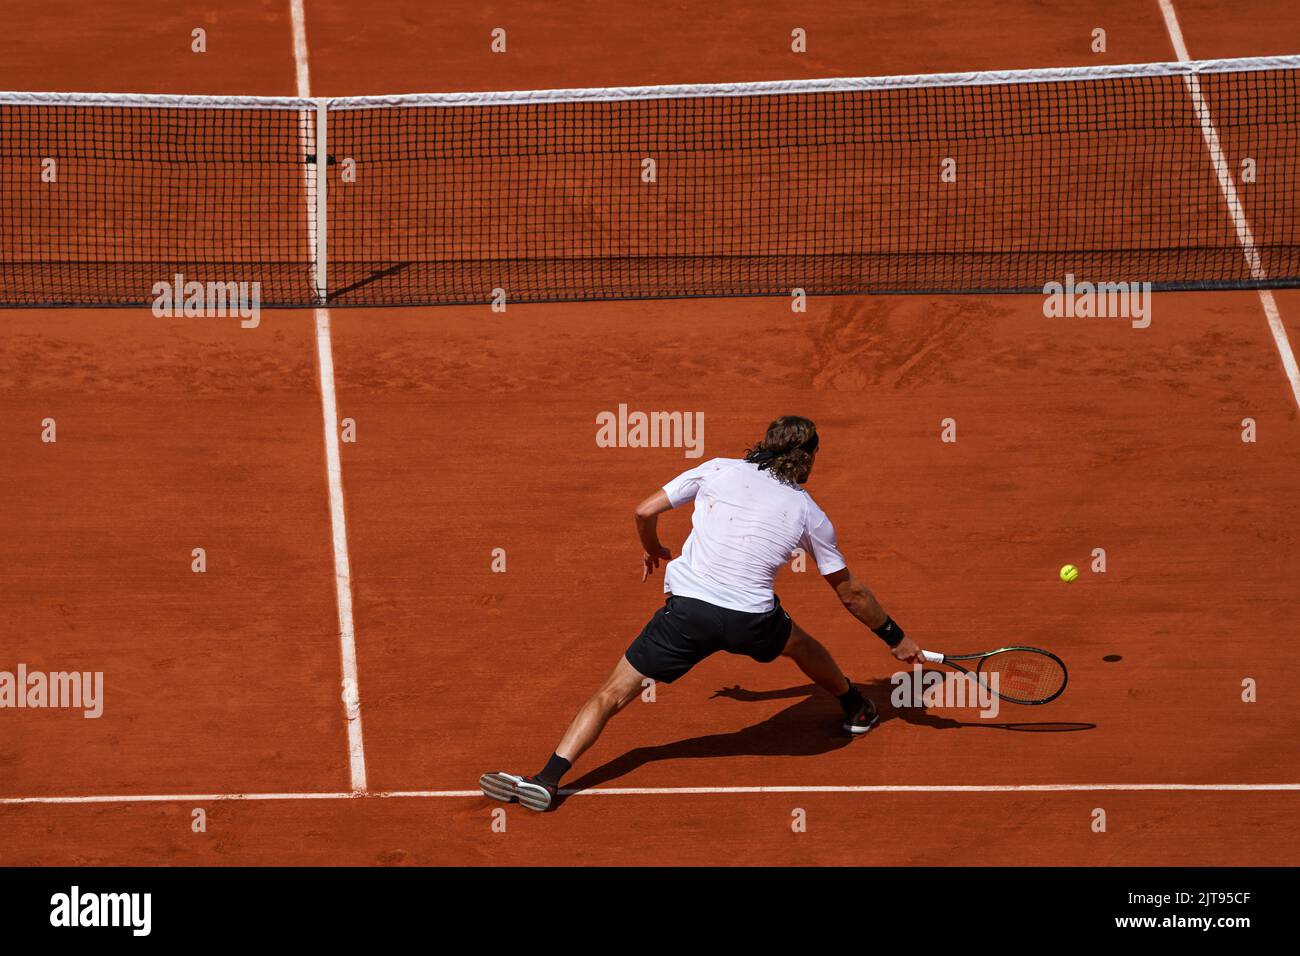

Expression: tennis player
xmin=480 ymin=416 xmax=922 ymax=811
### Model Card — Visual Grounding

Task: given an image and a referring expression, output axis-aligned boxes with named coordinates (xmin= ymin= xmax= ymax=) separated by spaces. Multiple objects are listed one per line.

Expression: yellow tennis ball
xmin=1060 ymin=564 xmax=1080 ymax=583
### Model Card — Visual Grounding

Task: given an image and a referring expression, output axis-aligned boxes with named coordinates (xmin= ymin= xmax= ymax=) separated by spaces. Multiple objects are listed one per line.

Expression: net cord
xmin=2 ymin=55 xmax=1297 ymax=111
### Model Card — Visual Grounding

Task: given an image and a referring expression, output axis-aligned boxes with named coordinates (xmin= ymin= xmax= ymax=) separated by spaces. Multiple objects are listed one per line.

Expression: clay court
xmin=1 ymin=0 xmax=1298 ymax=866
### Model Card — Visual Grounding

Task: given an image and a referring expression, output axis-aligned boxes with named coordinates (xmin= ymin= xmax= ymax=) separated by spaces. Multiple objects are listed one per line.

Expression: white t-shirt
xmin=660 ymin=457 xmax=847 ymax=613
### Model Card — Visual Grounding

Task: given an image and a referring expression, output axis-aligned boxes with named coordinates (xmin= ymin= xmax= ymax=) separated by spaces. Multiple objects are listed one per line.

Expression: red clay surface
xmin=1 ymin=0 xmax=1298 ymax=865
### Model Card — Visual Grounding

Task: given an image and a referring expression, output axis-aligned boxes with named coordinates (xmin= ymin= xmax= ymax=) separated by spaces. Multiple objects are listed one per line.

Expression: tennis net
xmin=2 ymin=55 xmax=1299 ymax=308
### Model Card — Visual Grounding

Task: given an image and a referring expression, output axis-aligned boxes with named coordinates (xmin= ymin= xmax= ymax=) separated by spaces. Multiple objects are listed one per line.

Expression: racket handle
xmin=920 ymin=650 xmax=944 ymax=664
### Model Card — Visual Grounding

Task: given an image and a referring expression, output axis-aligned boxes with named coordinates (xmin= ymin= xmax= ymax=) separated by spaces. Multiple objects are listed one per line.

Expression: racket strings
xmin=978 ymin=650 xmax=1066 ymax=703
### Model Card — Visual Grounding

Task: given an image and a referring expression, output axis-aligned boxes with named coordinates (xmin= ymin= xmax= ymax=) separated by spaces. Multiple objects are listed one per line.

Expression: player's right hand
xmin=891 ymin=635 xmax=924 ymax=664
xmin=641 ymin=546 xmax=671 ymax=582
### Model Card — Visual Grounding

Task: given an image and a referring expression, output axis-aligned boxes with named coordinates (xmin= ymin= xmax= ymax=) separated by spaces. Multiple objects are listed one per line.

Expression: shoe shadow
xmin=559 ymin=679 xmax=1095 ymax=802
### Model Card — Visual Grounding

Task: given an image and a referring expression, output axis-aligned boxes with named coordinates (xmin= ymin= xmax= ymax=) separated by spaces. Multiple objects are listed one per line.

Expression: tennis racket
xmin=919 ymin=646 xmax=1068 ymax=705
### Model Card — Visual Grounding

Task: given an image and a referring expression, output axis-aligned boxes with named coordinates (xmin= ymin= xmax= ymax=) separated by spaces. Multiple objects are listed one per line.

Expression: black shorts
xmin=624 ymin=594 xmax=794 ymax=684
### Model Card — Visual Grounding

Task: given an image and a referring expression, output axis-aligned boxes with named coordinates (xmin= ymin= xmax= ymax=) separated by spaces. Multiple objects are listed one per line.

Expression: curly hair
xmin=744 ymin=416 xmax=819 ymax=486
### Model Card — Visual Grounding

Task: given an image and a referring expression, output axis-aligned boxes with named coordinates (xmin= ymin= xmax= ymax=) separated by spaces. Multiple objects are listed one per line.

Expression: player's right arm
xmin=634 ymin=458 xmax=726 ymax=582
xmin=634 ymin=489 xmax=673 ymax=581
xmin=822 ymin=568 xmax=921 ymax=663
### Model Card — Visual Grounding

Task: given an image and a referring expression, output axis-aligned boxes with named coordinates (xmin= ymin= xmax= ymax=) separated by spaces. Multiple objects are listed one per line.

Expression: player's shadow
xmin=560 ymin=679 xmax=1095 ymax=798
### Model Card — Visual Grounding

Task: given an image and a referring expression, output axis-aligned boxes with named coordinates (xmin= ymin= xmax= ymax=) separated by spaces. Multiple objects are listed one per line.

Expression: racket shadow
xmin=857 ymin=677 xmax=1096 ymax=733
xmin=559 ymin=679 xmax=1094 ymax=802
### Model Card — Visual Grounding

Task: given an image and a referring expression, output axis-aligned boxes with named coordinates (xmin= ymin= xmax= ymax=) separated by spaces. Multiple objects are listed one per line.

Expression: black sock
xmin=837 ymin=681 xmax=865 ymax=714
xmin=536 ymin=753 xmax=571 ymax=789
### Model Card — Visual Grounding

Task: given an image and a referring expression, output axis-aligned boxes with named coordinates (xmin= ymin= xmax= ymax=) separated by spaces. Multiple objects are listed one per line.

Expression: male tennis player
xmin=480 ymin=416 xmax=922 ymax=811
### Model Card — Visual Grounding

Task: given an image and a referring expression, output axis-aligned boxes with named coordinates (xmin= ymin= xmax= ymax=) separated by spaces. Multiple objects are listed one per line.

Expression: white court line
xmin=1158 ymin=0 xmax=1300 ymax=411
xmin=2 ymin=784 xmax=1300 ymax=806
xmin=314 ymin=314 xmax=366 ymax=792
xmin=290 ymin=0 xmax=367 ymax=792
xmin=288 ymin=0 xmax=312 ymax=98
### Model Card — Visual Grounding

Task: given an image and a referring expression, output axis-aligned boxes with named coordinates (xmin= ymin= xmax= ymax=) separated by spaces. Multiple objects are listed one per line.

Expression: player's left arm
xmin=634 ymin=490 xmax=674 ymax=581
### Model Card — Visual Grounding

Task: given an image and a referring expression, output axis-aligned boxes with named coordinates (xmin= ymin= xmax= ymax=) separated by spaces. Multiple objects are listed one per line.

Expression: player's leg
xmin=780 ymin=621 xmax=852 ymax=696
xmin=546 ymin=598 xmax=713 ymax=775
xmin=480 ymin=596 xmax=714 ymax=811
xmin=781 ymin=621 xmax=878 ymax=735
xmin=554 ymin=654 xmax=647 ymax=765
xmin=478 ymin=657 xmax=643 ymax=813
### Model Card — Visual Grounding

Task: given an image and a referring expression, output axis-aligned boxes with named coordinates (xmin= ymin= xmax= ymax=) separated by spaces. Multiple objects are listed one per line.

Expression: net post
xmin=314 ymin=97 xmax=328 ymax=303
